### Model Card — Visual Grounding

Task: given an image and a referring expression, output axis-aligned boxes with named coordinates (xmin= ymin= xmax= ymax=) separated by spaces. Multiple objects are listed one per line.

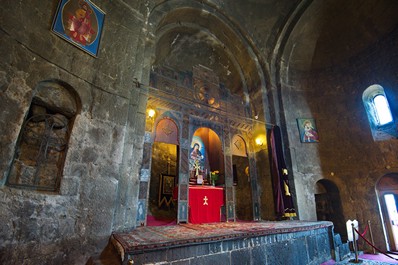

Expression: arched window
xmin=363 ymin=84 xmax=396 ymax=140
xmin=7 ymin=80 xmax=80 ymax=192
xmin=373 ymin=94 xmax=393 ymax=126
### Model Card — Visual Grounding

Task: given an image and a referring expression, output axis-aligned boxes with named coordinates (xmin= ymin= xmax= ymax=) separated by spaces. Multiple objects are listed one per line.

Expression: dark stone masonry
xmin=1 ymin=1 xmax=398 ymax=264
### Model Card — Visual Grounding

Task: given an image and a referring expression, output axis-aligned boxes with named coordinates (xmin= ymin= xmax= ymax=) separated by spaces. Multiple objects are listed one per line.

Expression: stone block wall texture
xmin=1 ymin=0 xmax=397 ymax=264
xmin=281 ymin=27 xmax=398 ymax=248
xmin=0 ymin=1 xmax=148 ymax=264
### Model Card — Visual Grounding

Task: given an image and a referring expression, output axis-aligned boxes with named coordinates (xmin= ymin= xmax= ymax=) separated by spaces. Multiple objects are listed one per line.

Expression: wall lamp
xmin=255 ymin=137 xmax=263 ymax=146
xmin=147 ymin=108 xmax=156 ymax=119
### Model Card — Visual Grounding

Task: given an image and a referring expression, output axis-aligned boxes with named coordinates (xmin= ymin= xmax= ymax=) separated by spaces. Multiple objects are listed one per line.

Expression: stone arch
xmin=376 ymin=173 xmax=398 ymax=251
xmin=7 ymin=79 xmax=81 ymax=192
xmin=315 ymin=179 xmax=347 ymax=240
xmin=376 ymin=173 xmax=398 ymax=191
xmin=143 ymin=0 xmax=270 ymax=121
xmin=146 ymin=114 xmax=181 ymax=224
xmin=363 ymin=84 xmax=397 ymax=140
xmin=154 ymin=117 xmax=180 ymax=145
xmin=231 ymin=134 xmax=248 ymax=157
xmin=231 ymin=134 xmax=254 ymax=220
xmin=190 ymin=127 xmax=224 ymax=181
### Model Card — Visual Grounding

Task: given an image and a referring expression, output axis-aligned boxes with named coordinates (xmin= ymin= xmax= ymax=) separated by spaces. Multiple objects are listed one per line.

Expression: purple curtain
xmin=270 ymin=126 xmax=297 ymax=219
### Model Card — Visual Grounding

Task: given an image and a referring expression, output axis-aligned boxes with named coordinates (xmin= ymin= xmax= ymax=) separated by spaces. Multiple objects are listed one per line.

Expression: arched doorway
xmin=148 ymin=117 xmax=179 ymax=226
xmin=190 ymin=127 xmax=224 ymax=186
xmin=231 ymin=135 xmax=253 ymax=221
xmin=376 ymin=173 xmax=398 ymax=251
xmin=188 ymin=127 xmax=226 ymax=223
xmin=315 ymin=179 xmax=347 ymax=240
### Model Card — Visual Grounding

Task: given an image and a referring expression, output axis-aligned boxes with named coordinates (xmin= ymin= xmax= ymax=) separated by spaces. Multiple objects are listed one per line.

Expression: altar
xmin=188 ymin=186 xmax=224 ymax=224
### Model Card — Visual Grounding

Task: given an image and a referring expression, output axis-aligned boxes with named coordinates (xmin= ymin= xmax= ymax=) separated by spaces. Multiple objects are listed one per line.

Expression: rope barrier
xmin=360 ymin=224 xmax=368 ymax=237
xmin=353 ymin=227 xmax=398 ymax=261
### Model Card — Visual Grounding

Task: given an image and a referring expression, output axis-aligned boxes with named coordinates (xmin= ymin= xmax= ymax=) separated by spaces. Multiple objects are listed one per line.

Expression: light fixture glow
xmin=255 ymin=137 xmax=263 ymax=146
xmin=148 ymin=108 xmax=156 ymax=119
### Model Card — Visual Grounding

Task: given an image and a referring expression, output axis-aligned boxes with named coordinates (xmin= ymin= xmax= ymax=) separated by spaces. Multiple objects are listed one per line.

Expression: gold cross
xmin=203 ymin=196 xmax=208 ymax=205
xmin=193 ymin=161 xmax=200 ymax=176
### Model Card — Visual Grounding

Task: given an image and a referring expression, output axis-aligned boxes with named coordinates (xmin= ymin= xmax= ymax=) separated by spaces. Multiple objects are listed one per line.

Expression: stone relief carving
xmin=7 ymin=81 xmax=79 ymax=192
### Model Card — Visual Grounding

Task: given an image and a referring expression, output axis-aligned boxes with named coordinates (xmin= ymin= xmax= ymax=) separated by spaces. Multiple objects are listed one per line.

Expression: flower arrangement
xmin=210 ymin=170 xmax=219 ymax=186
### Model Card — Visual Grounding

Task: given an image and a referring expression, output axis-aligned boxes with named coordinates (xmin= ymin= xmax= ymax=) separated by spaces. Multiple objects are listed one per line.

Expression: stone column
xmin=177 ymin=114 xmax=190 ymax=223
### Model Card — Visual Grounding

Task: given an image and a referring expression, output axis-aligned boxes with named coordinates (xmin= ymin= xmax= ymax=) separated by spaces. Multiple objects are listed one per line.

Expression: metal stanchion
xmin=368 ymin=220 xmax=377 ymax=255
xmin=350 ymin=223 xmax=363 ymax=263
xmin=353 ymin=223 xmax=359 ymax=262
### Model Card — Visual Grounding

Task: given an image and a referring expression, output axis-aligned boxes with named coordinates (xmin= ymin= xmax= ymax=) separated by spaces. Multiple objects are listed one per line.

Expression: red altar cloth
xmin=189 ymin=186 xmax=224 ymax=224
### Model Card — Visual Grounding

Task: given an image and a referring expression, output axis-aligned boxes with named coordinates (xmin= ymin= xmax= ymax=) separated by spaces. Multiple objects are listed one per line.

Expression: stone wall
xmin=0 ymin=1 xmax=303 ymax=262
xmin=281 ymin=28 xmax=398 ymax=248
xmin=0 ymin=1 xmax=148 ymax=264
xmin=2 ymin=0 xmax=396 ymax=263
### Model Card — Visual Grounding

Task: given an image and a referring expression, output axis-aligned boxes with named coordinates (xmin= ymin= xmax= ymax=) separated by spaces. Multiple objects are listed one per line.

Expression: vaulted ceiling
xmin=149 ymin=0 xmax=398 ymax=112
xmin=284 ymin=0 xmax=398 ymax=71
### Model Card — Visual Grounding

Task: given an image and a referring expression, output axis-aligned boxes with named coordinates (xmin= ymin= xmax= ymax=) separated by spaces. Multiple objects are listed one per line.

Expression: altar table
xmin=188 ymin=186 xmax=224 ymax=224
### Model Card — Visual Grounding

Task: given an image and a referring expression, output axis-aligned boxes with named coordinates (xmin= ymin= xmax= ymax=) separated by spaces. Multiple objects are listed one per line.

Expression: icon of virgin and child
xmin=189 ymin=136 xmax=205 ymax=168
xmin=301 ymin=119 xmax=319 ymax=142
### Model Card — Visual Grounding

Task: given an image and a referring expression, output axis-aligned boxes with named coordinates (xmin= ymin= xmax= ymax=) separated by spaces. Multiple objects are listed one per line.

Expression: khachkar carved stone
xmin=8 ymin=112 xmax=69 ymax=191
xmin=7 ymin=80 xmax=79 ymax=192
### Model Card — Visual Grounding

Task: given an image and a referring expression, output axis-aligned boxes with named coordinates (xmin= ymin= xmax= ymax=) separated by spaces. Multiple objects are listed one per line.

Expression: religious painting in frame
xmin=189 ymin=135 xmax=205 ymax=170
xmin=161 ymin=174 xmax=175 ymax=195
xmin=297 ymin=118 xmax=320 ymax=143
xmin=51 ymin=0 xmax=105 ymax=57
xmin=136 ymin=200 xmax=146 ymax=225
xmin=158 ymin=174 xmax=175 ymax=208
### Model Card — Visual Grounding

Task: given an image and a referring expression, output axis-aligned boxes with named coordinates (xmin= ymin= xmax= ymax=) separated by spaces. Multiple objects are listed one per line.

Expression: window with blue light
xmin=363 ymin=84 xmax=396 ymax=140
xmin=373 ymin=94 xmax=393 ymax=126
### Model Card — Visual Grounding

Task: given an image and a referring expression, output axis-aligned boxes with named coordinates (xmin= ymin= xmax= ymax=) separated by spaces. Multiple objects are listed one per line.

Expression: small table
xmin=188 ymin=186 xmax=224 ymax=224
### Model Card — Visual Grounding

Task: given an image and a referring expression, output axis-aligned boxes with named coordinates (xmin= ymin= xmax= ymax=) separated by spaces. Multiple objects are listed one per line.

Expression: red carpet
xmin=146 ymin=215 xmax=176 ymax=226
xmin=321 ymin=253 xmax=398 ymax=264
xmin=359 ymin=253 xmax=398 ymax=264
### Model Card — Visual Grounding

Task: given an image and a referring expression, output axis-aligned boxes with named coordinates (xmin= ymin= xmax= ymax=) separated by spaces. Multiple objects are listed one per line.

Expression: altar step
xmin=332 ymin=233 xmax=351 ymax=262
xmin=87 ymin=221 xmax=335 ymax=265
xmin=117 ymin=222 xmax=333 ymax=265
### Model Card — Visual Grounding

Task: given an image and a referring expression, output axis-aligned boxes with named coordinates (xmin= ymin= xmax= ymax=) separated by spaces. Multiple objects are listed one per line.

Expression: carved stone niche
xmin=7 ymin=81 xmax=79 ymax=192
